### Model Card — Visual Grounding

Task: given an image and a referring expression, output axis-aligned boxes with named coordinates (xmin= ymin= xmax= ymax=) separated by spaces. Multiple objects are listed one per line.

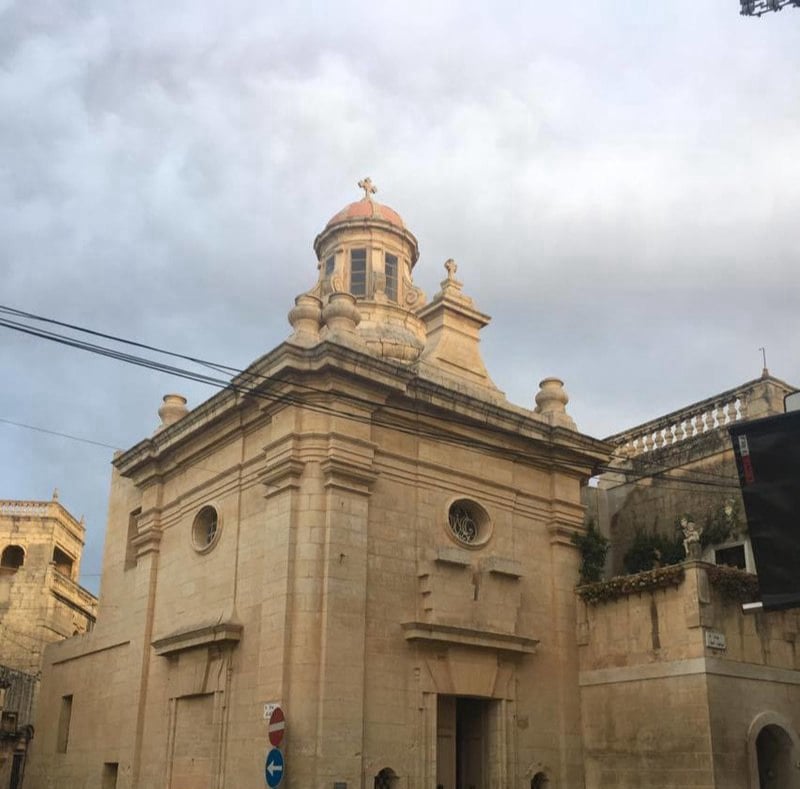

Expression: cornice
xmin=152 ymin=622 xmax=243 ymax=657
xmin=547 ymin=521 xmax=583 ymax=547
xmin=320 ymin=456 xmax=379 ymax=494
xmin=113 ymin=339 xmax=613 ymax=483
xmin=260 ymin=458 xmax=305 ymax=498
xmin=402 ymin=621 xmax=538 ymax=655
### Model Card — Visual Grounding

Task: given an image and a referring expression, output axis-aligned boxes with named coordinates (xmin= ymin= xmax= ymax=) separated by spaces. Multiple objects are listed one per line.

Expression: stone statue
xmin=680 ymin=516 xmax=702 ymax=559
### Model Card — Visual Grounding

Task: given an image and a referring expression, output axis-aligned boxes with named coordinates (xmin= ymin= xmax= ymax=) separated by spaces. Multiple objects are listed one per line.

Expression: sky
xmin=1 ymin=0 xmax=799 ymax=592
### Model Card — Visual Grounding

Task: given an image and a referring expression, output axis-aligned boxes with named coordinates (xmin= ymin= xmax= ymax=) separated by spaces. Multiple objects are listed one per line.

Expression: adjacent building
xmin=579 ymin=374 xmax=800 ymax=788
xmin=0 ymin=494 xmax=97 ymax=789
xmin=591 ymin=372 xmax=796 ymax=576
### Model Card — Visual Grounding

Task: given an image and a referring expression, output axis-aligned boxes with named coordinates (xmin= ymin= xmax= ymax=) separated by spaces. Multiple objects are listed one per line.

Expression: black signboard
xmin=729 ymin=410 xmax=800 ymax=611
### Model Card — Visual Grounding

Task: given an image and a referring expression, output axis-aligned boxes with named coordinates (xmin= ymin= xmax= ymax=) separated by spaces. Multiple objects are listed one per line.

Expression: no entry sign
xmin=268 ymin=706 xmax=286 ymax=748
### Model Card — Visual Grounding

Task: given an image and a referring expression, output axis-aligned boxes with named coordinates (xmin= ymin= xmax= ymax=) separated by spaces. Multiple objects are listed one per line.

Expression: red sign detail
xmin=268 ymin=706 xmax=286 ymax=748
xmin=741 ymin=455 xmax=755 ymax=484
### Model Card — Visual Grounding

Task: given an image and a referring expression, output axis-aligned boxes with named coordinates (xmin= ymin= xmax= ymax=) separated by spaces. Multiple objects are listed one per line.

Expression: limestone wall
xmin=579 ymin=562 xmax=800 ymax=788
xmin=0 ymin=501 xmax=96 ymax=675
xmin=29 ymin=344 xmax=608 ymax=789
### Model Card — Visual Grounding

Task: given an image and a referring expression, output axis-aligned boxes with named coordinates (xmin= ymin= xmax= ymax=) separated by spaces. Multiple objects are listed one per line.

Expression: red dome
xmin=325 ymin=198 xmax=405 ymax=229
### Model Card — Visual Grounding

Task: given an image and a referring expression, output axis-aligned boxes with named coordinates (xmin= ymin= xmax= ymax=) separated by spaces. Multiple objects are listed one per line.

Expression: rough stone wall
xmin=581 ymin=672 xmax=715 ymax=788
xmin=579 ymin=562 xmax=800 ymax=788
xmin=0 ymin=506 xmax=96 ymax=676
xmin=596 ymin=376 xmax=795 ymax=576
xmin=606 ymin=449 xmax=741 ymax=575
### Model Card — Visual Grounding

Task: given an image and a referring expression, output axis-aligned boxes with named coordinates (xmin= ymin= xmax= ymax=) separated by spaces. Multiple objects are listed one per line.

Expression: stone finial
xmin=534 ymin=378 xmax=577 ymax=430
xmin=287 ymin=293 xmax=323 ymax=346
xmin=357 ymin=177 xmax=377 ymax=200
xmin=157 ymin=394 xmax=188 ymax=431
xmin=440 ymin=259 xmax=463 ymax=293
xmin=52 ymin=488 xmax=59 ymax=501
xmin=321 ymin=292 xmax=361 ymax=339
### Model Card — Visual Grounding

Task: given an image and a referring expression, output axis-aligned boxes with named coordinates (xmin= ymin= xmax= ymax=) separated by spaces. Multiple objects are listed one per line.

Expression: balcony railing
xmin=605 ymin=384 xmax=756 ymax=458
xmin=0 ymin=500 xmax=51 ymax=517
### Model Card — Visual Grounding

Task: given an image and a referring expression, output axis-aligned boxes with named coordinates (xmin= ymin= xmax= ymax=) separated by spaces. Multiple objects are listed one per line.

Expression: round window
xmin=191 ymin=506 xmax=220 ymax=553
xmin=447 ymin=499 xmax=491 ymax=547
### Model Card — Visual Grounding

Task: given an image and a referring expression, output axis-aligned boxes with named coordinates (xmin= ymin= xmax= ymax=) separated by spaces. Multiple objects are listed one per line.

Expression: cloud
xmin=1 ymin=0 xmax=799 ymax=589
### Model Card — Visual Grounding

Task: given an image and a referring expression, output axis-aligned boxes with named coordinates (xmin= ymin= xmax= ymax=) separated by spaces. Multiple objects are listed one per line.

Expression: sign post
xmin=264 ymin=748 xmax=284 ymax=788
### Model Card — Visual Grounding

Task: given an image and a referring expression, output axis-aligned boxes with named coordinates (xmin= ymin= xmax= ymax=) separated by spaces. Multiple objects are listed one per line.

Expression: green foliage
xmin=706 ymin=564 xmax=760 ymax=603
xmin=577 ymin=564 xmax=685 ymax=605
xmin=572 ymin=520 xmax=610 ymax=584
xmin=699 ymin=499 xmax=743 ymax=548
xmin=622 ymin=529 xmax=684 ymax=574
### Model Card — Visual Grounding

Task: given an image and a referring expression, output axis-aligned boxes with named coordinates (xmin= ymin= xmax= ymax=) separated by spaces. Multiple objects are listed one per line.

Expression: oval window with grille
xmin=447 ymin=499 xmax=491 ymax=547
xmin=191 ymin=505 xmax=220 ymax=553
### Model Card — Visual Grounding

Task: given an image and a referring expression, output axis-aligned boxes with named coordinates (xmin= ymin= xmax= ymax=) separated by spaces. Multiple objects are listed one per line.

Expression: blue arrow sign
xmin=265 ymin=748 xmax=284 ymax=788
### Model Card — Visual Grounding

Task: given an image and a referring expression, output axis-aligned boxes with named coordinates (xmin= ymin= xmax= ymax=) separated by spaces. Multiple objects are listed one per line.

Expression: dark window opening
xmin=102 ymin=762 xmax=119 ymax=789
xmin=1 ymin=545 xmax=25 ymax=570
xmin=385 ymin=254 xmax=398 ymax=302
xmin=52 ymin=547 xmax=74 ymax=578
xmin=57 ymin=695 xmax=73 ymax=753
xmin=715 ymin=544 xmax=746 ymax=570
xmin=10 ymin=753 xmax=24 ymax=789
xmin=532 ymin=772 xmax=550 ymax=789
xmin=125 ymin=508 xmax=141 ymax=570
xmin=1 ymin=711 xmax=17 ymax=734
xmin=350 ymin=248 xmax=367 ymax=297
xmin=325 ymin=255 xmax=335 ymax=276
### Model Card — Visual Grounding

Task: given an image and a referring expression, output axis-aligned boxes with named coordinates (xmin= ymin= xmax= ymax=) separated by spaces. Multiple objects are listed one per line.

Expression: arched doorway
xmin=757 ymin=725 xmax=795 ymax=789
xmin=374 ymin=766 xmax=398 ymax=789
xmin=747 ymin=712 xmax=800 ymax=789
xmin=531 ymin=772 xmax=550 ymax=789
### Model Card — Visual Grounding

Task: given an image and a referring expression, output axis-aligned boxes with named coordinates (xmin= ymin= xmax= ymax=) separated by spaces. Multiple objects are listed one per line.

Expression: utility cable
xmin=0 ymin=306 xmax=748 ymax=488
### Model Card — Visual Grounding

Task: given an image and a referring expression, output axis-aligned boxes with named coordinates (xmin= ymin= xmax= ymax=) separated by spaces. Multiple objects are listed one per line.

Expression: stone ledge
xmin=402 ymin=621 xmax=538 ymax=654
xmin=152 ymin=622 xmax=243 ymax=656
xmin=481 ymin=556 xmax=523 ymax=578
xmin=579 ymin=656 xmax=800 ymax=687
xmin=434 ymin=546 xmax=472 ymax=567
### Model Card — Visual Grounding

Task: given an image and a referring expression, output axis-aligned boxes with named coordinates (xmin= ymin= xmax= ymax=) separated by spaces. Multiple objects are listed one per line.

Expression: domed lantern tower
xmin=307 ymin=178 xmax=428 ymax=362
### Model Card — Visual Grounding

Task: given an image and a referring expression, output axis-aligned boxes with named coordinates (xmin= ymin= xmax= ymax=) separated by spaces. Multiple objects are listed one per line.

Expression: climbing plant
xmin=572 ymin=520 xmax=610 ymax=584
xmin=622 ymin=529 xmax=684 ymax=574
xmin=698 ymin=499 xmax=743 ymax=548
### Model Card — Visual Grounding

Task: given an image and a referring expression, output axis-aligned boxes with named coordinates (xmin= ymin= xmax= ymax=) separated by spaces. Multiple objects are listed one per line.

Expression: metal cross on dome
xmin=358 ymin=177 xmax=377 ymax=199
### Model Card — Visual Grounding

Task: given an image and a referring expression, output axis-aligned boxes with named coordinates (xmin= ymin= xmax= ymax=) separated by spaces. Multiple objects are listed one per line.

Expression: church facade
xmin=28 ymin=182 xmax=610 ymax=789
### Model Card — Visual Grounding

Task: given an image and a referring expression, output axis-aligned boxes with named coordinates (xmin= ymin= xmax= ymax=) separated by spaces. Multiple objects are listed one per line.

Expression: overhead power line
xmin=0 ymin=417 xmax=121 ymax=450
xmin=1 ymin=304 xmax=594 ymax=469
xmin=0 ymin=304 xmax=743 ymax=490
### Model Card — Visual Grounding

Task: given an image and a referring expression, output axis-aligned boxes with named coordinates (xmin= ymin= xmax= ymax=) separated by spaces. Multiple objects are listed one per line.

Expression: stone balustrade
xmin=606 ymin=388 xmax=750 ymax=458
xmin=0 ymin=500 xmax=52 ymax=517
xmin=50 ymin=569 xmax=98 ymax=616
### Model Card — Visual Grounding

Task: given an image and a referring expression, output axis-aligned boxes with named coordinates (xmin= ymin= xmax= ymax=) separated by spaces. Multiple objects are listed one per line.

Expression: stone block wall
xmin=578 ymin=561 xmax=800 ymax=788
